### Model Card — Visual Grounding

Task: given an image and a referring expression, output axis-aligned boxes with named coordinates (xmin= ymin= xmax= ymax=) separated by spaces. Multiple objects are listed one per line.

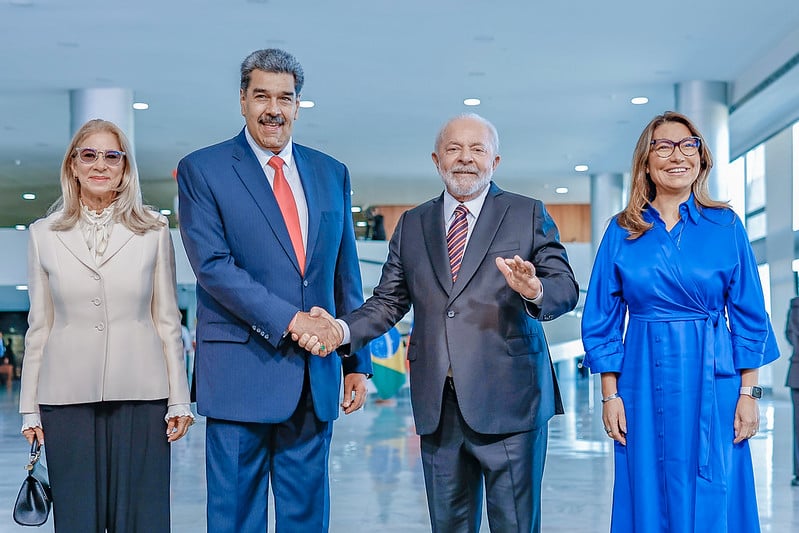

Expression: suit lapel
xmin=294 ymin=145 xmax=318 ymax=273
xmin=448 ymin=183 xmax=508 ymax=303
xmin=230 ymin=131 xmax=302 ymax=275
xmin=55 ymin=226 xmax=97 ymax=272
xmin=420 ymin=195 xmax=452 ymax=294
xmin=96 ymin=223 xmax=135 ymax=267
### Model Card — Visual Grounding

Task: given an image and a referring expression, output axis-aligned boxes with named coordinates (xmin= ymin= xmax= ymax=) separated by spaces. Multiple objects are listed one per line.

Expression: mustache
xmin=449 ymin=165 xmax=479 ymax=174
xmin=258 ymin=115 xmax=285 ymax=126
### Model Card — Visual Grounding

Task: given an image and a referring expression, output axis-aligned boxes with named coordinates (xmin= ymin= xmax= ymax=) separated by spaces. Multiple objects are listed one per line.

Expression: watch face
xmin=751 ymin=386 xmax=763 ymax=399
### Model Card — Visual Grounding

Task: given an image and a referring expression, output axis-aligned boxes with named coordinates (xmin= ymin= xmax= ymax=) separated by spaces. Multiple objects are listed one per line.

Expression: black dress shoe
xmin=791 ymin=477 xmax=799 ymax=487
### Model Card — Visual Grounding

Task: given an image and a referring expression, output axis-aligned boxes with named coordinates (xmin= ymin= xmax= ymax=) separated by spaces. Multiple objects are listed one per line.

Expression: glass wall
xmin=745 ymin=144 xmax=767 ymax=241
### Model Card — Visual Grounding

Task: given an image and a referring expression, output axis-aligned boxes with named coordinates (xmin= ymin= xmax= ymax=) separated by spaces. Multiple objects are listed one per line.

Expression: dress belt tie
xmin=698 ymin=311 xmax=735 ymax=482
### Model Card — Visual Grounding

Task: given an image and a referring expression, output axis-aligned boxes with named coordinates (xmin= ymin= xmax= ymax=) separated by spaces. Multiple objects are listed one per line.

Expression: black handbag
xmin=13 ymin=441 xmax=52 ymax=527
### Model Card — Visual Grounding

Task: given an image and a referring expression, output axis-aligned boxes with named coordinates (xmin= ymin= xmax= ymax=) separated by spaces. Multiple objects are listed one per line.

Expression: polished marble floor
xmin=0 ymin=374 xmax=797 ymax=532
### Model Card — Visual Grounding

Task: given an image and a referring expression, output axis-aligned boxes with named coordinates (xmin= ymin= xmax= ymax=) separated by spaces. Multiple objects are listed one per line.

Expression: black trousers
xmin=40 ymin=400 xmax=170 ymax=533
xmin=792 ymin=389 xmax=799 ymax=477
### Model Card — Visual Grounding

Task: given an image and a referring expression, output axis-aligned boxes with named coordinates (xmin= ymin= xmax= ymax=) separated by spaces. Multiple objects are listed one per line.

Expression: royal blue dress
xmin=581 ymin=197 xmax=779 ymax=532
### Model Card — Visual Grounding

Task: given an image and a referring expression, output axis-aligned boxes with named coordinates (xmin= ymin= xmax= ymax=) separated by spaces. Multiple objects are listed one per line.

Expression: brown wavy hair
xmin=617 ymin=111 xmax=728 ymax=239
xmin=48 ymin=119 xmax=163 ymax=234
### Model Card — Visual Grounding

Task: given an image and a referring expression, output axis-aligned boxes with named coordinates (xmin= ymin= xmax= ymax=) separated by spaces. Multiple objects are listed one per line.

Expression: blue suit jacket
xmin=177 ymin=129 xmax=372 ymax=423
xmin=345 ymin=183 xmax=577 ymax=434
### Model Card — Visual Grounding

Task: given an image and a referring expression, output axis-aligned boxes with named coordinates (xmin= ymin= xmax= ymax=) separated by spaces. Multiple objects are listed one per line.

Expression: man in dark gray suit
xmin=786 ymin=296 xmax=799 ymax=487
xmin=297 ymin=113 xmax=578 ymax=532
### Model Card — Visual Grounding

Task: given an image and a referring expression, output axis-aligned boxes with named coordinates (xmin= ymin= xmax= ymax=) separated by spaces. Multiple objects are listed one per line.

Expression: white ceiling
xmin=2 ymin=0 xmax=799 ymax=228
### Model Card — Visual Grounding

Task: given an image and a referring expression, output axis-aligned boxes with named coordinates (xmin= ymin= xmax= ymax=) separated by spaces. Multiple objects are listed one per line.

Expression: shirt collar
xmin=244 ymin=127 xmax=294 ymax=170
xmin=443 ymin=183 xmax=491 ymax=222
xmin=682 ymin=193 xmax=701 ymax=224
xmin=644 ymin=192 xmax=701 ymax=225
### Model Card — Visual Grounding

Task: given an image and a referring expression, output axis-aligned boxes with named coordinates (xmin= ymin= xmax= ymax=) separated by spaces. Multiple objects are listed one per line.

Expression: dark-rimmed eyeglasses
xmin=650 ymin=136 xmax=701 ymax=158
xmin=74 ymin=147 xmax=127 ymax=166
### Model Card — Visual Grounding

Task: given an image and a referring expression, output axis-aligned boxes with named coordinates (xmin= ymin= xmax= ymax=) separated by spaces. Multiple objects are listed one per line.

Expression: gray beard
xmin=441 ymin=172 xmax=491 ymax=199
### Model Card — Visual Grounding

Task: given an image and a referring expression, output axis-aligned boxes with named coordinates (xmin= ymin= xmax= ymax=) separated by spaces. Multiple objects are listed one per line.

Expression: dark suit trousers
xmin=40 ymin=400 xmax=170 ymax=533
xmin=420 ymin=380 xmax=548 ymax=533
xmin=205 ymin=371 xmax=333 ymax=533
xmin=792 ymin=389 xmax=799 ymax=477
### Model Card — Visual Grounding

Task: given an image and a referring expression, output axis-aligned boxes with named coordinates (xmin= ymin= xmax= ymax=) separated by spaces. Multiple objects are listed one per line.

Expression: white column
xmin=674 ymin=81 xmax=729 ymax=202
xmin=69 ymin=88 xmax=134 ymax=154
xmin=590 ymin=173 xmax=625 ymax=256
xmin=764 ymin=127 xmax=794 ymax=399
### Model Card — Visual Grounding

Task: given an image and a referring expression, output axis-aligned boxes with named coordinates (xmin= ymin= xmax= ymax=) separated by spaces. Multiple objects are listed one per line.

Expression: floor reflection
xmin=0 ymin=375 xmax=796 ymax=532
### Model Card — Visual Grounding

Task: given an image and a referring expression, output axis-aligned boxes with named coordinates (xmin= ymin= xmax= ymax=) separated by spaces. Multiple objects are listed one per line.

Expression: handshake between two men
xmin=289 ymin=306 xmax=343 ymax=357
xmin=287 ymin=307 xmax=365 ymax=413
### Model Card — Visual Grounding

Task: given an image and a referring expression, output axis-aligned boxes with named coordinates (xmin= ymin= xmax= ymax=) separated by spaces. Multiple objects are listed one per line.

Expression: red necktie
xmin=447 ymin=204 xmax=469 ymax=281
xmin=267 ymin=156 xmax=305 ymax=274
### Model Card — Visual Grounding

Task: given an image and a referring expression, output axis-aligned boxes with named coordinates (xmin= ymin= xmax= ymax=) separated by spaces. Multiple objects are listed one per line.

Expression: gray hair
xmin=240 ymin=48 xmax=305 ymax=94
xmin=434 ymin=113 xmax=500 ymax=154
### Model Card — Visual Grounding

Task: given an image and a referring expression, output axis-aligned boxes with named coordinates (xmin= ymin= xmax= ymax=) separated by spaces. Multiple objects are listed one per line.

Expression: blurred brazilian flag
xmin=369 ymin=327 xmax=406 ymax=400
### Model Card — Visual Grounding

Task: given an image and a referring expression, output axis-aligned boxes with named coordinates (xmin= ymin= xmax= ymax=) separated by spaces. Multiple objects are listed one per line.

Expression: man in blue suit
xmin=177 ymin=48 xmax=372 ymax=532
xmin=299 ymin=114 xmax=578 ymax=532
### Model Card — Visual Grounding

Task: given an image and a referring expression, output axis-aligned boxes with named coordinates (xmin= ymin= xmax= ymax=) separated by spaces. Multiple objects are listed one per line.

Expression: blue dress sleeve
xmin=726 ymin=215 xmax=780 ymax=369
xmin=581 ymin=219 xmax=627 ymax=373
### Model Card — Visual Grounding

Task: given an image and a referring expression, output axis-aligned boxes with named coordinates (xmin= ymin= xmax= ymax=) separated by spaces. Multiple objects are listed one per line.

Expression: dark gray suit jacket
xmin=344 ymin=183 xmax=578 ymax=435
xmin=786 ymin=296 xmax=799 ymax=388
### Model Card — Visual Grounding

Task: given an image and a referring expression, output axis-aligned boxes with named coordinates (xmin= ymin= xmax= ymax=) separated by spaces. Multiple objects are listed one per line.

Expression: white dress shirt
xmin=245 ymin=129 xmax=308 ymax=250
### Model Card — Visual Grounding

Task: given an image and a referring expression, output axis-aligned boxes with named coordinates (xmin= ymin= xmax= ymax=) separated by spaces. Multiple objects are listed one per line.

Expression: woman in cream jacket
xmin=20 ymin=119 xmax=192 ymax=533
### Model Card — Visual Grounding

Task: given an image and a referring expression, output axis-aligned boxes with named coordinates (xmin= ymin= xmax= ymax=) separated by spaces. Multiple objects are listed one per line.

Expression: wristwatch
xmin=739 ymin=386 xmax=763 ymax=399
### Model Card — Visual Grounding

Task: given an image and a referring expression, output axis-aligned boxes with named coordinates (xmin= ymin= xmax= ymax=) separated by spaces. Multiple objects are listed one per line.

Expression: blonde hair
xmin=617 ymin=111 xmax=727 ymax=239
xmin=48 ymin=119 xmax=163 ymax=234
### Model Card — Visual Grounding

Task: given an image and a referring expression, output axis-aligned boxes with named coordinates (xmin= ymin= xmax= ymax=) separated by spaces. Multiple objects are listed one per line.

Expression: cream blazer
xmin=19 ymin=211 xmax=190 ymax=413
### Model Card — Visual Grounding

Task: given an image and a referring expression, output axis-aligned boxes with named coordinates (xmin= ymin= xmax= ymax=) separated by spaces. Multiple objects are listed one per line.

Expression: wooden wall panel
xmin=542 ymin=204 xmax=591 ymax=243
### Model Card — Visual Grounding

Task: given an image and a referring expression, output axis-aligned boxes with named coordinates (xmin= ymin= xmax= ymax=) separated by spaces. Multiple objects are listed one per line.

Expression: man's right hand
xmin=289 ymin=306 xmax=343 ymax=356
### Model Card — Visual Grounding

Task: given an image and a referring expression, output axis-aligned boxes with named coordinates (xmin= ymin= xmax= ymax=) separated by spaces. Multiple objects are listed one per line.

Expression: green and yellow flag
xmin=369 ymin=327 xmax=406 ymax=400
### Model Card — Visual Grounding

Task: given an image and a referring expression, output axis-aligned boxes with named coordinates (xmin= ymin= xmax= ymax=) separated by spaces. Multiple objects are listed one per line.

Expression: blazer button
xmin=303 ymin=280 xmax=309 ymax=287
xmin=92 ymin=297 xmax=101 ymax=306
xmin=447 ymin=310 xmax=455 ymax=318
xmin=265 ymin=333 xmax=270 ymax=340
xmin=252 ymin=325 xmax=257 ymax=330
xmin=92 ymin=273 xmax=101 ymax=281
xmin=96 ymin=323 xmax=105 ymax=331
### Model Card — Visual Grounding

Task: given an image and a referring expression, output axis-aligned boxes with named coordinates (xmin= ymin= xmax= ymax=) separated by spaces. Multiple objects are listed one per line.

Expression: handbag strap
xmin=26 ymin=441 xmax=41 ymax=471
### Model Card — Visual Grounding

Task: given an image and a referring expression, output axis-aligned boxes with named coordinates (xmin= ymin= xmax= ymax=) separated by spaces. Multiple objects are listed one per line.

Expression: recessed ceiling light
xmin=631 ymin=96 xmax=649 ymax=105
xmin=351 ymin=206 xmax=362 ymax=213
xmin=132 ymin=102 xmax=149 ymax=110
xmin=16 ymin=285 xmax=28 ymax=291
xmin=355 ymin=221 xmax=368 ymax=227
xmin=159 ymin=209 xmax=172 ymax=216
xmin=14 ymin=159 xmax=21 ymax=166
xmin=299 ymin=100 xmax=315 ymax=108
xmin=555 ymin=187 xmax=569 ymax=194
xmin=22 ymin=193 xmax=36 ymax=200
xmin=574 ymin=164 xmax=589 ymax=172
xmin=463 ymin=98 xmax=481 ymax=106
xmin=15 ymin=224 xmax=26 ymax=231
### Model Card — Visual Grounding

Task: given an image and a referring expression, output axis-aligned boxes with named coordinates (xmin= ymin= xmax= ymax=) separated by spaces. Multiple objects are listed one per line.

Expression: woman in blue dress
xmin=581 ymin=111 xmax=779 ymax=532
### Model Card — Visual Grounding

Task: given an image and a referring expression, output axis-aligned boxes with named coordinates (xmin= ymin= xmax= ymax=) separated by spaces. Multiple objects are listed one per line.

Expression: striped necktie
xmin=447 ymin=204 xmax=469 ymax=281
xmin=267 ymin=156 xmax=305 ymax=274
